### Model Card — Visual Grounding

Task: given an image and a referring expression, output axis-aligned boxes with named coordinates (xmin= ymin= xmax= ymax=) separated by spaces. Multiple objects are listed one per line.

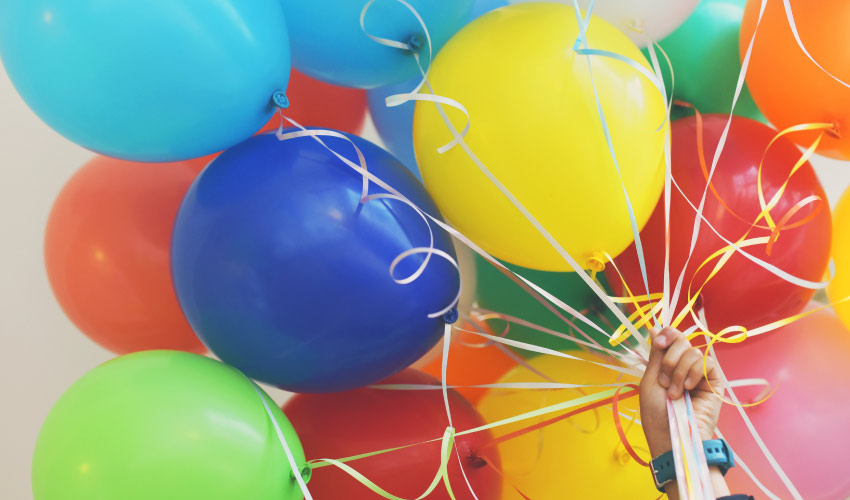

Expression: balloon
xmin=420 ymin=320 xmax=517 ymax=404
xmin=282 ymin=369 xmax=501 ymax=500
xmin=171 ymin=131 xmax=459 ymax=393
xmin=827 ymin=187 xmax=850 ymax=329
xmin=281 ymin=0 xmax=473 ymax=88
xmin=645 ymin=0 xmax=763 ymax=122
xmin=32 ymin=350 xmax=306 ymax=500
xmin=741 ymin=0 xmax=850 ymax=160
xmin=609 ymin=115 xmax=832 ymax=332
xmin=475 ymin=255 xmax=619 ymax=356
xmin=258 ymin=69 xmax=367 ymax=136
xmin=716 ymin=309 xmax=850 ymax=500
xmin=477 ymin=353 xmax=656 ymax=499
xmin=367 ymin=1 xmax=510 ymax=178
xmin=367 ymin=77 xmax=421 ymax=177
xmin=469 ymin=0 xmax=509 ymax=22
xmin=44 ymin=156 xmax=206 ymax=354
xmin=413 ymin=3 xmax=667 ymax=272
xmin=508 ymin=0 xmax=699 ymax=47
xmin=192 ymin=68 xmax=370 ymax=166
xmin=0 ymin=1 xmax=290 ymax=162
xmin=410 ymin=240 xmax=479 ymax=370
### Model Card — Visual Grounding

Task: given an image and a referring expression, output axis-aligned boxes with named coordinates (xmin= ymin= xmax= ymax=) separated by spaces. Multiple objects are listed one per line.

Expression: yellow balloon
xmin=827 ymin=187 xmax=850 ymax=329
xmin=413 ymin=3 xmax=666 ymax=272
xmin=477 ymin=354 xmax=657 ymax=499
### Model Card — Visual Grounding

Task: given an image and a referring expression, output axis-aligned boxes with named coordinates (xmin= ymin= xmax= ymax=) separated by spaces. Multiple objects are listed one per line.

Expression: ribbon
xmin=611 ymin=384 xmax=649 ymax=467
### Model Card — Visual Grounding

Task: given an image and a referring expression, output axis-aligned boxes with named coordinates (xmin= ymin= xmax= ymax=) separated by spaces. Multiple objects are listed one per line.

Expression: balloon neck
xmin=827 ymin=121 xmax=842 ymax=139
xmin=292 ymin=464 xmax=312 ymax=484
xmin=626 ymin=18 xmax=645 ymax=34
xmin=442 ymin=308 xmax=459 ymax=324
xmin=615 ymin=447 xmax=632 ymax=465
xmin=272 ymin=90 xmax=290 ymax=109
xmin=405 ymin=34 xmax=422 ymax=54
xmin=586 ymin=251 xmax=607 ymax=278
xmin=466 ymin=453 xmax=488 ymax=469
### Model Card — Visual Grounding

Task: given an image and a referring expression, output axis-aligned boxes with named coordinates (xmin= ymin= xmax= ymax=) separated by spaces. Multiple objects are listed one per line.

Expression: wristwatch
xmin=650 ymin=439 xmax=735 ymax=492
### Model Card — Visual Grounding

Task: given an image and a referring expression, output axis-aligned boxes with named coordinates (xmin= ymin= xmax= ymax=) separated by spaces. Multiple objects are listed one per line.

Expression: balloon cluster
xmin=4 ymin=0 xmax=850 ymax=499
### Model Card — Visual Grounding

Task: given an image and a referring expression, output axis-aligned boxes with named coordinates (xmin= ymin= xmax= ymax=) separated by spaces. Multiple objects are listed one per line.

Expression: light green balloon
xmin=32 ymin=351 xmax=306 ymax=500
xmin=644 ymin=0 xmax=765 ymax=122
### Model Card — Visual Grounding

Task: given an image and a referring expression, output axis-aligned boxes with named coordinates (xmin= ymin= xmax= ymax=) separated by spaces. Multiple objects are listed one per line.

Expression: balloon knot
xmin=292 ymin=464 xmax=312 ymax=484
xmin=467 ymin=454 xmax=488 ymax=469
xmin=827 ymin=121 xmax=841 ymax=139
xmin=587 ymin=252 xmax=607 ymax=273
xmin=272 ymin=91 xmax=290 ymax=109
xmin=615 ymin=447 xmax=631 ymax=465
xmin=443 ymin=308 xmax=459 ymax=324
xmin=405 ymin=34 xmax=422 ymax=53
xmin=626 ymin=18 xmax=645 ymax=34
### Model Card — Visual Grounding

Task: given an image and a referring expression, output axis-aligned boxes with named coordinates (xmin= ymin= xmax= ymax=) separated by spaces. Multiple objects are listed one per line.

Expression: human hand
xmin=639 ymin=327 xmax=724 ymax=457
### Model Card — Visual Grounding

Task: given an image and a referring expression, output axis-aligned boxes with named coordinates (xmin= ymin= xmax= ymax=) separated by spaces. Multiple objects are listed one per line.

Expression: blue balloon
xmin=0 ymin=1 xmax=290 ymax=162
xmin=367 ymin=77 xmax=421 ymax=178
xmin=469 ymin=0 xmax=509 ymax=21
xmin=281 ymin=0 xmax=473 ymax=88
xmin=366 ymin=0 xmax=507 ymax=176
xmin=171 ymin=131 xmax=459 ymax=393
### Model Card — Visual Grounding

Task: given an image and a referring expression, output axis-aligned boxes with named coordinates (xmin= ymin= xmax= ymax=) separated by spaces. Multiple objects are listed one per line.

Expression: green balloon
xmin=474 ymin=256 xmax=620 ymax=356
xmin=644 ymin=0 xmax=764 ymax=122
xmin=32 ymin=351 xmax=306 ymax=500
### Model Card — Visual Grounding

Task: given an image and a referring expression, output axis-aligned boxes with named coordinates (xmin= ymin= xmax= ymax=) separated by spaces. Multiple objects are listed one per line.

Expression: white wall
xmin=1 ymin=61 xmax=848 ymax=499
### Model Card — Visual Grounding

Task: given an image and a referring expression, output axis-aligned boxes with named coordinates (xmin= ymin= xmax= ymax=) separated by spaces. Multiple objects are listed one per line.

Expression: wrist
xmin=647 ymin=434 xmax=673 ymax=459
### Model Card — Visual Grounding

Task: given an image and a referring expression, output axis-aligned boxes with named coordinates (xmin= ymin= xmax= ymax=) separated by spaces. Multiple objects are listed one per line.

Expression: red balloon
xmin=283 ymin=369 xmax=502 ymax=500
xmin=608 ymin=115 xmax=831 ymax=331
xmin=258 ymin=69 xmax=368 ymax=135
xmin=717 ymin=308 xmax=850 ymax=500
xmin=45 ymin=156 xmax=206 ymax=354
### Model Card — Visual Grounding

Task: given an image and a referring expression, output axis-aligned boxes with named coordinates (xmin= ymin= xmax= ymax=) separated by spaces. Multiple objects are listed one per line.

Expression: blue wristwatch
xmin=650 ymin=439 xmax=735 ymax=492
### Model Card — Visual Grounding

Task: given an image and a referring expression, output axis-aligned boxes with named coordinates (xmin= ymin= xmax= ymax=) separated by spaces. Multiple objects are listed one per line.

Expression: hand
xmin=639 ymin=327 xmax=724 ymax=458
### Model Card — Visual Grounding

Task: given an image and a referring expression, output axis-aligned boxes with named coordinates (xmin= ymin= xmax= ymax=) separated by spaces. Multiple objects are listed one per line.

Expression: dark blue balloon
xmin=171 ymin=131 xmax=458 ymax=393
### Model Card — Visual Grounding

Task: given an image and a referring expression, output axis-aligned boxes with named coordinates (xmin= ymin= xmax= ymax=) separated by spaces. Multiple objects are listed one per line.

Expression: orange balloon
xmin=741 ymin=0 xmax=850 ymax=159
xmin=45 ymin=156 xmax=206 ymax=354
xmin=422 ymin=321 xmax=517 ymax=404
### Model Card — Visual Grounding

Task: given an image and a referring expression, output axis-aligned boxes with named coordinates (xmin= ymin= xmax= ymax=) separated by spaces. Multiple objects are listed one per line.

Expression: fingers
xmin=643 ymin=329 xmax=664 ymax=379
xmin=669 ymin=349 xmax=702 ymax=399
xmin=701 ymin=355 xmax=725 ymax=393
xmin=659 ymin=333 xmax=691 ymax=388
xmin=653 ymin=328 xmax=711 ymax=400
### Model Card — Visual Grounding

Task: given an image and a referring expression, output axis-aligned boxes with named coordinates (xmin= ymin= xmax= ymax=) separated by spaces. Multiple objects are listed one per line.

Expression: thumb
xmin=643 ymin=329 xmax=664 ymax=380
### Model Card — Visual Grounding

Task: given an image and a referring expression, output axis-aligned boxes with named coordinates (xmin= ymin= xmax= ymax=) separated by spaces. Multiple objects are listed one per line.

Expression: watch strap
xmin=650 ymin=438 xmax=734 ymax=492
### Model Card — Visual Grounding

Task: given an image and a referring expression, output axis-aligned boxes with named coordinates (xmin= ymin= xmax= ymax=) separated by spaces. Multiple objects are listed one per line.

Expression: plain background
xmin=2 ymin=59 xmax=849 ymax=499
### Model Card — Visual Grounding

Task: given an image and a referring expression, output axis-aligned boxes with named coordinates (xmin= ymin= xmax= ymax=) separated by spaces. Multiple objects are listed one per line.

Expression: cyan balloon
xmin=469 ymin=0 xmax=509 ymax=21
xmin=281 ymin=0 xmax=473 ymax=88
xmin=171 ymin=131 xmax=459 ymax=393
xmin=0 ymin=1 xmax=290 ymax=162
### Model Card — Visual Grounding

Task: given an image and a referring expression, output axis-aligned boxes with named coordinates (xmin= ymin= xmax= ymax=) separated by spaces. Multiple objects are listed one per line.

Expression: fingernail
xmin=685 ymin=376 xmax=694 ymax=389
xmin=655 ymin=335 xmax=668 ymax=348
xmin=668 ymin=387 xmax=680 ymax=399
xmin=658 ymin=373 xmax=670 ymax=387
